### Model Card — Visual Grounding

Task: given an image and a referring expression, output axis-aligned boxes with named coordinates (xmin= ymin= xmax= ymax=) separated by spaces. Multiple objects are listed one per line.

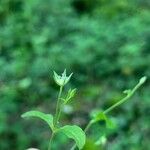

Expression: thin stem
xmin=48 ymin=132 xmax=54 ymax=150
xmin=104 ymin=81 xmax=142 ymax=114
xmin=57 ymin=103 xmax=64 ymax=125
xmin=84 ymin=121 xmax=93 ymax=133
xmin=70 ymin=78 xmax=146 ymax=150
xmin=49 ymin=86 xmax=63 ymax=150
xmin=54 ymin=86 xmax=63 ymax=126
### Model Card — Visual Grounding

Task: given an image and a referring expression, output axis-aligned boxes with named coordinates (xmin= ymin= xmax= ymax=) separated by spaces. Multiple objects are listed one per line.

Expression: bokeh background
xmin=0 ymin=0 xmax=150 ymax=150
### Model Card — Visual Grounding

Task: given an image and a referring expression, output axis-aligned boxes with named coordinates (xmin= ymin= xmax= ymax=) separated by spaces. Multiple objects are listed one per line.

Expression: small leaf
xmin=62 ymin=69 xmax=67 ymax=77
xmin=123 ymin=89 xmax=131 ymax=95
xmin=64 ymin=88 xmax=76 ymax=104
xmin=91 ymin=112 xmax=115 ymax=129
xmin=59 ymin=125 xmax=86 ymax=149
xmin=91 ymin=112 xmax=106 ymax=123
xmin=68 ymin=88 xmax=76 ymax=99
xmin=95 ymin=135 xmax=107 ymax=146
xmin=21 ymin=111 xmax=54 ymax=130
xmin=53 ymin=71 xmax=61 ymax=86
xmin=105 ymin=118 xmax=116 ymax=129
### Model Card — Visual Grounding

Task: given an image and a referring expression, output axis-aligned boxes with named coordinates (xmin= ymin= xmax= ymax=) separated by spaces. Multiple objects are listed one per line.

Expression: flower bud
xmin=139 ymin=76 xmax=147 ymax=85
xmin=53 ymin=69 xmax=73 ymax=86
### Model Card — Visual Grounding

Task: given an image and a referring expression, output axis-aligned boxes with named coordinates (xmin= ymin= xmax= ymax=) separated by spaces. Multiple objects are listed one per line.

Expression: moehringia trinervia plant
xmin=21 ymin=70 xmax=147 ymax=150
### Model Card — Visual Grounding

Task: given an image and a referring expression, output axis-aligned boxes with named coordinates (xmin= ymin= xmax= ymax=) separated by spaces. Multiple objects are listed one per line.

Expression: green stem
xmin=57 ymin=103 xmax=64 ymax=125
xmin=48 ymin=132 xmax=54 ymax=150
xmin=103 ymin=81 xmax=142 ymax=114
xmin=84 ymin=121 xmax=93 ymax=133
xmin=54 ymin=86 xmax=63 ymax=126
xmin=49 ymin=86 xmax=63 ymax=150
xmin=70 ymin=77 xmax=146 ymax=150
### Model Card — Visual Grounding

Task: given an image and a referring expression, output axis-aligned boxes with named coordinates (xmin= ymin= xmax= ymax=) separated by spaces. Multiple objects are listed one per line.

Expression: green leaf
xmin=91 ymin=112 xmax=106 ymax=123
xmin=95 ymin=135 xmax=107 ymax=146
xmin=59 ymin=125 xmax=86 ymax=149
xmin=21 ymin=111 xmax=54 ymax=130
xmin=64 ymin=88 xmax=77 ymax=104
xmin=67 ymin=88 xmax=76 ymax=99
xmin=105 ymin=118 xmax=116 ymax=129
xmin=91 ymin=112 xmax=115 ymax=129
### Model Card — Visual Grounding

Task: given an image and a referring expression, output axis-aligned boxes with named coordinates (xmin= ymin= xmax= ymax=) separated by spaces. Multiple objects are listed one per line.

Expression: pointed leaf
xmin=95 ymin=135 xmax=107 ymax=146
xmin=62 ymin=69 xmax=66 ymax=77
xmin=21 ymin=111 xmax=54 ymax=130
xmin=64 ymin=88 xmax=77 ymax=104
xmin=59 ymin=125 xmax=86 ymax=149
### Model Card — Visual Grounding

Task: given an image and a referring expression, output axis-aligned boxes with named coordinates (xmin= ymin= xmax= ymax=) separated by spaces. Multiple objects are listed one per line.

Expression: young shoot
xmin=21 ymin=71 xmax=147 ymax=150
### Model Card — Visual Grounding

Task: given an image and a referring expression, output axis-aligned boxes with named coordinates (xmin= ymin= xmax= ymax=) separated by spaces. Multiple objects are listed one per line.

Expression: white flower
xmin=53 ymin=69 xmax=73 ymax=86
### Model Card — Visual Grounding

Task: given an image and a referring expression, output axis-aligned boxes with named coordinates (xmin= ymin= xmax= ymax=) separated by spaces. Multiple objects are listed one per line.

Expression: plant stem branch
xmin=103 ymin=81 xmax=142 ymax=114
xmin=49 ymin=86 xmax=63 ymax=150
xmin=48 ymin=132 xmax=54 ymax=150
xmin=84 ymin=121 xmax=93 ymax=133
xmin=70 ymin=77 xmax=146 ymax=150
xmin=54 ymin=86 xmax=63 ymax=126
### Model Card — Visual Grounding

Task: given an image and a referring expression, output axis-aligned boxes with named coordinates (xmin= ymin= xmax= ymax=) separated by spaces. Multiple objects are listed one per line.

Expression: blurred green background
xmin=0 ymin=0 xmax=150 ymax=149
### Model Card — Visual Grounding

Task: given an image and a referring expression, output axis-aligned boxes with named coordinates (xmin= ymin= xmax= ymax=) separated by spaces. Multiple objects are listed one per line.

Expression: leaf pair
xmin=21 ymin=111 xmax=85 ymax=149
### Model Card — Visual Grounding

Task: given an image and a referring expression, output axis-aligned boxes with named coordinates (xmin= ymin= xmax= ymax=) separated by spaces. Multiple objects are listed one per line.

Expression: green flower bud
xmin=139 ymin=76 xmax=147 ymax=85
xmin=53 ymin=69 xmax=73 ymax=86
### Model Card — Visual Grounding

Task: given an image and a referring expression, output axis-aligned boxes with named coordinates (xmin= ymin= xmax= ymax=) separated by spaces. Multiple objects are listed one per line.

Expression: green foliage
xmin=59 ymin=125 xmax=86 ymax=150
xmin=21 ymin=111 xmax=54 ymax=131
xmin=21 ymin=71 xmax=146 ymax=150
xmin=91 ymin=112 xmax=115 ymax=129
xmin=22 ymin=71 xmax=86 ymax=150
xmin=63 ymin=88 xmax=77 ymax=104
xmin=0 ymin=0 xmax=149 ymax=149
